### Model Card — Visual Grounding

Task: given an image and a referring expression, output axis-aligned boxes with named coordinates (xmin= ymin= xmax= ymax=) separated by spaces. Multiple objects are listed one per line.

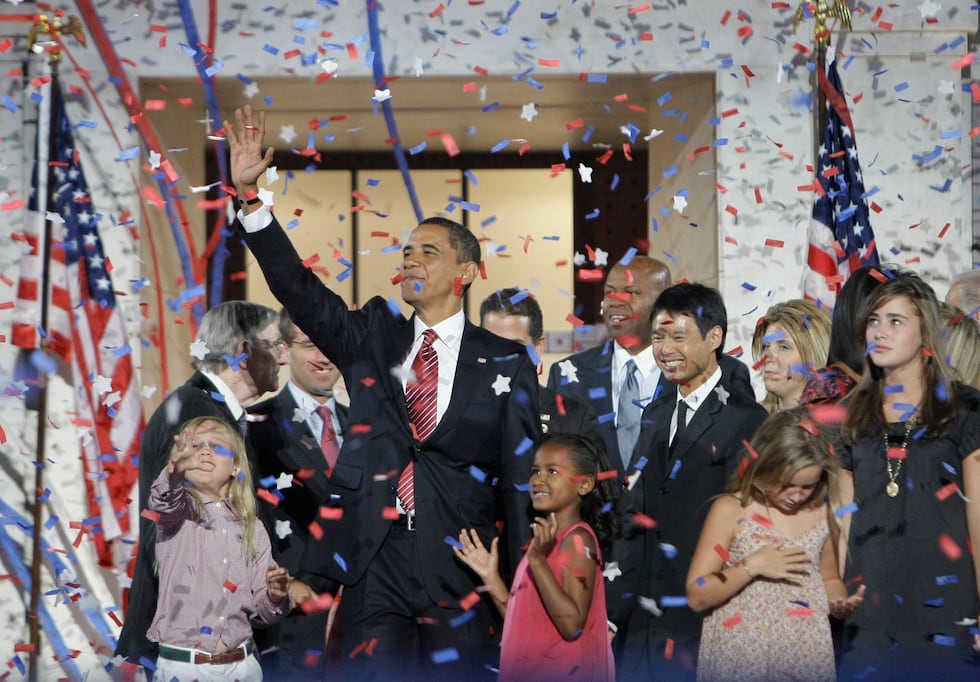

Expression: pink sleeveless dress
xmin=498 ymin=522 xmax=615 ymax=682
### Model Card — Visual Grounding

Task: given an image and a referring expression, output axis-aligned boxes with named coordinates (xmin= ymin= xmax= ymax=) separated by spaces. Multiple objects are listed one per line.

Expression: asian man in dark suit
xmin=479 ymin=287 xmax=600 ymax=440
xmin=617 ymin=283 xmax=768 ymax=681
xmin=248 ymin=308 xmax=349 ymax=679
xmin=545 ymin=255 xmax=755 ymax=647
xmin=226 ymin=106 xmax=540 ymax=680
xmin=115 ymin=301 xmax=288 ymax=672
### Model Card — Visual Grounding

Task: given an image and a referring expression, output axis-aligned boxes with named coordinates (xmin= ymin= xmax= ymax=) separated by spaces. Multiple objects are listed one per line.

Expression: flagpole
xmin=25 ymin=15 xmax=84 ymax=682
xmin=794 ymin=1 xmax=853 ymax=170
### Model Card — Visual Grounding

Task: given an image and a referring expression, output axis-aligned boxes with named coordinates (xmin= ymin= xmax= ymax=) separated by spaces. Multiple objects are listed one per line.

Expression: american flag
xmin=12 ymin=82 xmax=142 ymax=567
xmin=804 ymin=59 xmax=880 ymax=306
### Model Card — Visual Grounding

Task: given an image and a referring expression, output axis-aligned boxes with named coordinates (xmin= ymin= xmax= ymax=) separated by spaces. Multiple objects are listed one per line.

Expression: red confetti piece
xmin=538 ymin=58 xmax=560 ymax=67
xmin=308 ymin=521 xmax=323 ymax=541
xmin=360 ymin=377 xmax=376 ymax=388
xmin=302 ymin=253 xmax=321 ymax=268
xmin=453 ymin=276 xmax=463 ymax=296
xmin=256 ymin=488 xmax=281 ymax=506
xmin=300 ymin=592 xmax=335 ymax=614
xmin=722 ymin=614 xmax=742 ymax=628
xmin=382 ymin=507 xmax=400 ymax=520
xmin=938 ymin=534 xmax=963 ymax=561
xmin=13 ymin=644 xmax=34 ymax=653
xmin=725 ymin=205 xmax=738 ymax=216
xmin=939 ymin=223 xmax=951 ymax=239
xmin=713 ymin=544 xmax=730 ymax=562
xmin=479 ymin=261 xmax=488 ymax=280
xmin=737 ymin=457 xmax=749 ymax=478
xmin=597 ymin=470 xmax=618 ymax=481
xmin=632 ymin=513 xmax=657 ymax=529
xmin=751 ymin=512 xmax=772 ymax=528
xmin=460 ymin=591 xmax=481 ymax=610
xmin=107 ymin=610 xmax=123 ymax=627
xmin=868 ymin=268 xmax=889 ymax=283
xmin=886 ymin=446 xmax=907 ymax=460
xmin=764 ymin=239 xmax=784 ymax=248
xmin=565 ymin=314 xmax=585 ymax=327
xmin=664 ymin=638 xmax=674 ymax=661
xmin=474 ymin=66 xmax=488 ymax=76
xmin=140 ymin=509 xmax=160 ymax=523
xmin=566 ymin=118 xmax=585 ymax=130
xmin=320 ymin=507 xmax=344 ymax=521
xmin=628 ymin=3 xmax=652 ymax=13
xmin=577 ymin=269 xmax=605 ymax=282
xmin=787 ymin=606 xmax=813 ymax=617
xmin=223 ymin=580 xmax=238 ymax=593
xmin=754 ymin=187 xmax=763 ymax=204
xmin=799 ymin=418 xmax=818 ymax=436
xmin=350 ymin=424 xmax=372 ymax=435
xmin=936 ymin=483 xmax=959 ymax=501
xmin=429 ymin=3 xmax=446 ymax=18
xmin=720 ymin=9 xmax=732 ymax=24
xmin=724 ymin=236 xmax=739 ymax=246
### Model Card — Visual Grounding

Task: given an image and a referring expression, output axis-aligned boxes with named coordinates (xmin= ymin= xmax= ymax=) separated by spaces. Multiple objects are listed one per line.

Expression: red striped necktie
xmin=398 ymin=329 xmax=439 ymax=511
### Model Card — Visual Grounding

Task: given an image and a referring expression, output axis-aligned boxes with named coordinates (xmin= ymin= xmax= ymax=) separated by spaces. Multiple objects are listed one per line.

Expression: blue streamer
xmin=366 ymin=2 xmax=424 ymax=223
xmin=178 ymin=0 xmax=232 ymax=309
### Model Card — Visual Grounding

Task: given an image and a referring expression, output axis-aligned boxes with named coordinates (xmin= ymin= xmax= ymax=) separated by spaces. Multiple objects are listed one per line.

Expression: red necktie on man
xmin=398 ymin=329 xmax=439 ymax=511
xmin=316 ymin=404 xmax=340 ymax=469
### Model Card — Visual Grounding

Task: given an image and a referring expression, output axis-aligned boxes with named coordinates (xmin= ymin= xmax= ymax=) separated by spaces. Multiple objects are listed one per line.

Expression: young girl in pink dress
xmin=454 ymin=433 xmax=619 ymax=681
xmin=686 ymin=408 xmax=865 ymax=682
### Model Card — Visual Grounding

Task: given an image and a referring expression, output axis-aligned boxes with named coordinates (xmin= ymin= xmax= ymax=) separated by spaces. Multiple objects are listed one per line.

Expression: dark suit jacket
xmin=538 ymin=383 xmax=600 ymax=442
xmin=247 ymin=388 xmax=348 ymax=663
xmin=622 ymin=378 xmax=767 ymax=649
xmin=547 ymin=341 xmax=754 ymax=477
xmin=248 ymin=388 xmax=348 ymax=590
xmin=242 ymin=217 xmax=541 ymax=603
xmin=115 ymin=372 xmax=242 ymax=662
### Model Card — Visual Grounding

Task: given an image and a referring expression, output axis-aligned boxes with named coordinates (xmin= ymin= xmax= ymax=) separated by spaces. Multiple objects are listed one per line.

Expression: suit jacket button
xmin=660 ymin=487 xmax=669 ymax=495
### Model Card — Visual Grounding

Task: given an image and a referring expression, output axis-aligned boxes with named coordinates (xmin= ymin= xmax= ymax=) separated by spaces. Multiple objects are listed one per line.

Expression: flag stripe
xmin=804 ymin=59 xmax=880 ymax=307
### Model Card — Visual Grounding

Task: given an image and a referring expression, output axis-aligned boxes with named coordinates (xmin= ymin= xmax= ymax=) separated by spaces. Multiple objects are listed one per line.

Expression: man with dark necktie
xmin=226 ymin=106 xmax=541 ymax=680
xmin=247 ymin=308 xmax=349 ymax=679
xmin=115 ymin=301 xmax=288 ymax=672
xmin=617 ymin=283 xmax=767 ymax=681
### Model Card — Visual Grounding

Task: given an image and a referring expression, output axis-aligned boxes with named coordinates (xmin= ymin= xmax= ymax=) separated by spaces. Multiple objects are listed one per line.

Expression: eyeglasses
xmin=253 ymin=337 xmax=287 ymax=352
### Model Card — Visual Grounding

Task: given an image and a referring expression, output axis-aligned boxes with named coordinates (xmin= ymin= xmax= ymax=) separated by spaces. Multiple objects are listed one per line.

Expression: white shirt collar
xmin=286 ymin=381 xmax=334 ymax=415
xmin=613 ymin=341 xmax=657 ymax=379
xmin=676 ymin=365 xmax=723 ymax=411
xmin=413 ymin=308 xmax=465 ymax=354
xmin=200 ymin=369 xmax=245 ymax=420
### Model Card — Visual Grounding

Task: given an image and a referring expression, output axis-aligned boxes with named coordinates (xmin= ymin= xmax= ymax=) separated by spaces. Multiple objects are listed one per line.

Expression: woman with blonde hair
xmin=751 ymin=300 xmax=832 ymax=413
xmin=940 ymin=301 xmax=980 ymax=389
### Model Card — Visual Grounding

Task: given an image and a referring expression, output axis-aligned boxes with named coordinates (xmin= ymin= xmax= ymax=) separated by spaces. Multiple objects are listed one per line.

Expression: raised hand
xmin=223 ymin=105 xmax=275 ymax=197
xmin=528 ymin=512 xmax=559 ymax=559
xmin=453 ymin=528 xmax=499 ymax=583
xmin=266 ymin=565 xmax=291 ymax=604
xmin=167 ymin=427 xmax=215 ymax=477
xmin=743 ymin=543 xmax=811 ymax=584
xmin=829 ymin=583 xmax=866 ymax=620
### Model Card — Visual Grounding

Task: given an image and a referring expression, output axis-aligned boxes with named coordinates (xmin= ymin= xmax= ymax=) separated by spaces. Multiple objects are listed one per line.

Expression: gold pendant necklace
xmin=884 ymin=419 xmax=917 ymax=498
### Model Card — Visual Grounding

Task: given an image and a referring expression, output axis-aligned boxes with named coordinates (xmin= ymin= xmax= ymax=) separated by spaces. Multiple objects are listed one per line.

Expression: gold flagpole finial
xmin=793 ymin=0 xmax=853 ymax=46
xmin=28 ymin=12 xmax=85 ymax=64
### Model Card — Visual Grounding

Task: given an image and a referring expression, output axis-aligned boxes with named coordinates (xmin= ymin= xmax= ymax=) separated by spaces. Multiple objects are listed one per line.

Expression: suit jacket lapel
xmin=274 ymin=390 xmax=334 ymax=500
xmin=662 ymin=390 xmax=722 ymax=480
xmin=386 ymin=316 xmax=417 ymax=437
xmin=433 ymin=321 xmax=484 ymax=438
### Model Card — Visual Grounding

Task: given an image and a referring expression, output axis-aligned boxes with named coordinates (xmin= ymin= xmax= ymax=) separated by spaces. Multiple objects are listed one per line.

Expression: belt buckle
xmin=405 ymin=512 xmax=416 ymax=531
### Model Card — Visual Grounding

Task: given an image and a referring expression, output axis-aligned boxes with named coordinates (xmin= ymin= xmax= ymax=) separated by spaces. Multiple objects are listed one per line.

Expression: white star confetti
xmin=672 ymin=194 xmax=688 ymax=212
xmin=520 ymin=103 xmax=538 ymax=122
xmin=558 ymin=359 xmax=579 ymax=384
xmin=243 ymin=81 xmax=260 ymax=99
xmin=189 ymin=338 xmax=210 ymax=360
xmin=276 ymin=472 xmax=294 ymax=490
xmin=491 ymin=374 xmax=512 ymax=396
xmin=279 ymin=124 xmax=297 ymax=145
xmin=414 ymin=57 xmax=424 ymax=77
xmin=92 ymin=374 xmax=113 ymax=395
xmin=148 ymin=150 xmax=161 ymax=169
xmin=593 ymin=247 xmax=609 ymax=267
xmin=572 ymin=251 xmax=587 ymax=267
xmin=643 ymin=128 xmax=664 ymax=141
xmin=274 ymin=519 xmax=292 ymax=540
xmin=373 ymin=89 xmax=391 ymax=103
xmin=919 ymin=0 xmax=941 ymax=18
xmin=578 ymin=163 xmax=594 ymax=183
xmin=937 ymin=80 xmax=956 ymax=96
xmin=292 ymin=406 xmax=312 ymax=423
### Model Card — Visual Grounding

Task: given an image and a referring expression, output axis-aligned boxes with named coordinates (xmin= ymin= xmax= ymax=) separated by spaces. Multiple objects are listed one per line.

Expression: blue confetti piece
xmin=597 ymin=411 xmax=615 ymax=425
xmin=333 ymin=553 xmax=347 ymax=572
xmin=741 ymin=282 xmax=757 ymax=292
xmin=263 ymin=44 xmax=280 ymax=56
xmin=936 ymin=381 xmax=949 ymax=402
xmin=912 ymin=145 xmax=943 ymax=164
xmin=431 ymin=648 xmax=460 ymax=664
xmin=469 ymin=465 xmax=488 ymax=483
xmin=619 ymin=247 xmax=638 ymax=266
xmin=923 ymin=598 xmax=944 ymax=608
xmin=525 ymin=344 xmax=541 ymax=367
xmin=37 ymin=488 xmax=51 ymax=503
xmin=932 ymin=634 xmax=956 ymax=647
xmin=936 ymin=575 xmax=959 ymax=586
xmin=200 ymin=626 xmax=213 ymax=635
xmin=585 ymin=208 xmax=600 ymax=220
xmin=138 ymin=656 xmax=156 ymax=672
xmin=481 ymin=101 xmax=500 ymax=113
xmin=490 ymin=139 xmax=510 ymax=153
xmin=696 ymin=576 xmax=706 ymax=586
xmin=894 ymin=82 xmax=909 ymax=92
xmin=669 ymin=460 xmax=682 ymax=480
xmin=449 ymin=609 xmax=475 ymax=627
xmin=660 ymin=595 xmax=687 ymax=607
xmin=835 ymin=502 xmax=858 ymax=518
xmin=514 ymin=437 xmax=534 ymax=456
xmin=3 ymin=95 xmax=19 ymax=113
xmin=562 ymin=142 xmax=570 ymax=160
xmin=45 ymin=516 xmax=58 ymax=530
xmin=224 ymin=352 xmax=247 ymax=370
xmin=893 ymin=593 xmax=904 ymax=605
xmin=761 ymin=330 xmax=786 ymax=344
xmin=634 ymin=456 xmax=648 ymax=472
xmin=409 ymin=141 xmax=427 ymax=155
xmin=444 ymin=536 xmax=464 ymax=550
xmin=259 ymin=475 xmax=278 ymax=489
xmin=659 ymin=543 xmax=678 ymax=559
xmin=31 ymin=349 xmax=58 ymax=376
xmin=514 ymin=482 xmax=531 ymax=492
xmin=586 ymin=74 xmax=608 ymax=83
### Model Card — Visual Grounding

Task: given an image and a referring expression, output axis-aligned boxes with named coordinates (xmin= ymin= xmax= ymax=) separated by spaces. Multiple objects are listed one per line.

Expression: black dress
xmin=839 ymin=385 xmax=980 ymax=680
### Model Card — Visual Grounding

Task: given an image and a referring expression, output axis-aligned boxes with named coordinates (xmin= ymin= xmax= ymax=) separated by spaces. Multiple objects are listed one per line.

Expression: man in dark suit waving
xmin=617 ymin=283 xmax=767 ymax=681
xmin=248 ymin=308 xmax=349 ymax=679
xmin=227 ymin=106 xmax=540 ymax=680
